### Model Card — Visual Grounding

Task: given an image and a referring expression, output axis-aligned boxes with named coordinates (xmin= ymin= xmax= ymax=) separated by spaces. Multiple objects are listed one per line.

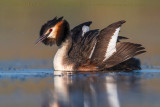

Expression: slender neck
xmin=53 ymin=36 xmax=72 ymax=70
xmin=58 ymin=36 xmax=72 ymax=55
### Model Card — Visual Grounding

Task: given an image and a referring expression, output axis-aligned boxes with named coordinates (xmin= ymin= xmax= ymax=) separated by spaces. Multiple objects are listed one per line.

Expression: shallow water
xmin=0 ymin=64 xmax=160 ymax=107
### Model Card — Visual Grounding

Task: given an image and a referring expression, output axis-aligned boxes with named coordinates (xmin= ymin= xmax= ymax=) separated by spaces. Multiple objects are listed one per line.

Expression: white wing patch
xmin=104 ymin=27 xmax=120 ymax=61
xmin=89 ymin=42 xmax=97 ymax=59
xmin=82 ymin=25 xmax=89 ymax=36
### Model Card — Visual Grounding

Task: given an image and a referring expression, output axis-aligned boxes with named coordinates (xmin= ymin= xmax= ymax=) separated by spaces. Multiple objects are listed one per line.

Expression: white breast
xmin=53 ymin=41 xmax=73 ymax=71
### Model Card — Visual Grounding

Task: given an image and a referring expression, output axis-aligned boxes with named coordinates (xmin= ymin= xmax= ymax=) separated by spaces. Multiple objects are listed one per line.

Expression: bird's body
xmin=36 ymin=17 xmax=146 ymax=71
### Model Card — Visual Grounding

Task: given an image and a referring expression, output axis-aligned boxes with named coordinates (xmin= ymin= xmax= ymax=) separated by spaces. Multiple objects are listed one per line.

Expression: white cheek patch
xmin=47 ymin=27 xmax=57 ymax=38
xmin=104 ymin=27 xmax=120 ymax=61
xmin=82 ymin=25 xmax=90 ymax=36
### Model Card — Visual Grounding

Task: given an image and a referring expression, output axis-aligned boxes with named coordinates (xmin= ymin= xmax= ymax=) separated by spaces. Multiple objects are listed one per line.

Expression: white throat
xmin=53 ymin=39 xmax=73 ymax=71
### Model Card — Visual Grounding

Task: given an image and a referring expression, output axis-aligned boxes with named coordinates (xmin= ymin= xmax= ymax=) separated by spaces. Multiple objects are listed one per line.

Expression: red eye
xmin=49 ymin=29 xmax=52 ymax=32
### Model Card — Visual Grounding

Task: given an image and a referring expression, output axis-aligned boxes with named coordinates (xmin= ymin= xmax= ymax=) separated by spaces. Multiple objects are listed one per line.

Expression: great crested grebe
xmin=35 ymin=17 xmax=146 ymax=71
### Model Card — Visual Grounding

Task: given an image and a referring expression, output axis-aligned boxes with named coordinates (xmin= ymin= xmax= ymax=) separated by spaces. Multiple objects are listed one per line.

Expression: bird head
xmin=35 ymin=17 xmax=70 ymax=46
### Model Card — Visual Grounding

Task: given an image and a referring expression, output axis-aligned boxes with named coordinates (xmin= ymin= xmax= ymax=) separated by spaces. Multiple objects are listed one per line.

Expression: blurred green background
xmin=0 ymin=0 xmax=160 ymax=64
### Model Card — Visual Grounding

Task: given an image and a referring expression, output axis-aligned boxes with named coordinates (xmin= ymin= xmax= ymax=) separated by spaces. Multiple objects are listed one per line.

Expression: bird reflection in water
xmin=41 ymin=70 xmax=125 ymax=107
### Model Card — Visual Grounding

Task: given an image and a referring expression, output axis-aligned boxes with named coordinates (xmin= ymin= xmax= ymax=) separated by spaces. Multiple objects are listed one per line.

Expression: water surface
xmin=0 ymin=66 xmax=160 ymax=107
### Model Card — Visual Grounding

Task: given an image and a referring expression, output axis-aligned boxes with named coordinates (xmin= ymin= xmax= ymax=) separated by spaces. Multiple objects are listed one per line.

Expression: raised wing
xmin=100 ymin=42 xmax=146 ymax=69
xmin=68 ymin=30 xmax=99 ymax=64
xmin=91 ymin=20 xmax=126 ymax=64
xmin=71 ymin=21 xmax=92 ymax=42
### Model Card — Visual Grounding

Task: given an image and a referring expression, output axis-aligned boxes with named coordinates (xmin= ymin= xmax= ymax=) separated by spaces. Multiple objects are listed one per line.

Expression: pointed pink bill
xmin=35 ymin=34 xmax=48 ymax=46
